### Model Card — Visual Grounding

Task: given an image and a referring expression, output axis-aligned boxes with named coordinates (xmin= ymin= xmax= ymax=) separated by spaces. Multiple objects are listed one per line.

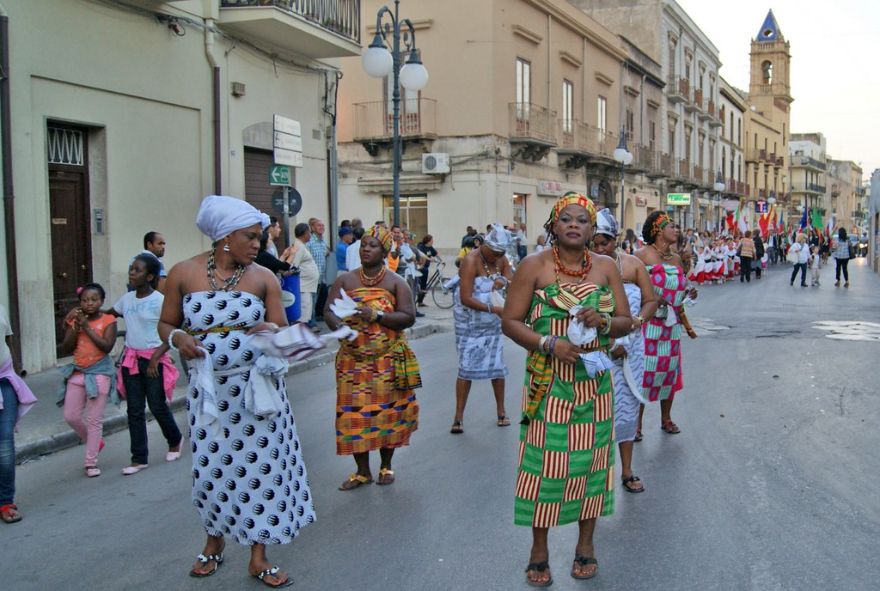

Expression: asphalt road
xmin=5 ymin=259 xmax=879 ymax=591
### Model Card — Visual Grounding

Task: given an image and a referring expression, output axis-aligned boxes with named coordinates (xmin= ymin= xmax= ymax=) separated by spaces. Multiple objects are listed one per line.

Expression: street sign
xmin=269 ymin=165 xmax=291 ymax=187
xmin=667 ymin=193 xmax=691 ymax=206
xmin=271 ymin=187 xmax=303 ymax=216
xmin=273 ymin=113 xmax=303 ymax=168
xmin=755 ymin=200 xmax=768 ymax=213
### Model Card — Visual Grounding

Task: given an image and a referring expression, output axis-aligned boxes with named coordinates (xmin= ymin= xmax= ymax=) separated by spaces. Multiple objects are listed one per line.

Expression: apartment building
xmin=826 ymin=160 xmax=863 ymax=233
xmin=572 ymin=0 xmax=724 ymax=230
xmin=790 ymin=132 xmax=827 ymax=223
xmin=0 ymin=0 xmax=357 ymax=371
xmin=718 ymin=77 xmax=747 ymax=224
xmin=336 ymin=0 xmax=640 ymax=251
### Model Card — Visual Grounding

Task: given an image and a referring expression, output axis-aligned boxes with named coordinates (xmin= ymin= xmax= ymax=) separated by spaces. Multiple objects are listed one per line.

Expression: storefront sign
xmin=536 ymin=180 xmax=563 ymax=197
xmin=667 ymin=193 xmax=691 ymax=206
xmin=755 ymin=200 xmax=768 ymax=213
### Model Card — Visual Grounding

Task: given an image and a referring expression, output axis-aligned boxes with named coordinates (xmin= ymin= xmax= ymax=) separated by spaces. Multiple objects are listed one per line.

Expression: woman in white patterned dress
xmin=159 ymin=195 xmax=314 ymax=589
xmin=591 ymin=209 xmax=658 ymax=494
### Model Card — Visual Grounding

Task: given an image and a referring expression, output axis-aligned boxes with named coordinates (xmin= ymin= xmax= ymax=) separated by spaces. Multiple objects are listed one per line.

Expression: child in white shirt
xmin=810 ymin=245 xmax=822 ymax=286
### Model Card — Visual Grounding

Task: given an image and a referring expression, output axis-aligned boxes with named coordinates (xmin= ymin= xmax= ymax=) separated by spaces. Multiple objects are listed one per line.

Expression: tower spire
xmin=756 ymin=9 xmax=783 ymax=42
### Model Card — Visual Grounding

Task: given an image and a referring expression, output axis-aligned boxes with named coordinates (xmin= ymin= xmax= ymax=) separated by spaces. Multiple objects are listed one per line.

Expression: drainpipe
xmin=204 ymin=15 xmax=221 ymax=195
xmin=0 ymin=4 xmax=22 ymax=371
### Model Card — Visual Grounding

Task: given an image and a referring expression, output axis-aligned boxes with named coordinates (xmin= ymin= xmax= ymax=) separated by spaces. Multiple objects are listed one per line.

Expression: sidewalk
xmin=15 ymin=309 xmax=452 ymax=463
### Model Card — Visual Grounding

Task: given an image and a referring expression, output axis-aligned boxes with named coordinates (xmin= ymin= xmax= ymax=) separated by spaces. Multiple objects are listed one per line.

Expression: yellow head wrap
xmin=549 ymin=191 xmax=597 ymax=225
xmin=368 ymin=225 xmax=393 ymax=253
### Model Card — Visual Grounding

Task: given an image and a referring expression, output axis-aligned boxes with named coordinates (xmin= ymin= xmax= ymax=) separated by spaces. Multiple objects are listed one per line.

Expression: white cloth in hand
xmin=188 ymin=352 xmax=220 ymax=434
xmin=567 ymin=305 xmax=597 ymax=346
xmin=244 ymin=356 xmax=288 ymax=419
xmin=329 ymin=289 xmax=359 ymax=319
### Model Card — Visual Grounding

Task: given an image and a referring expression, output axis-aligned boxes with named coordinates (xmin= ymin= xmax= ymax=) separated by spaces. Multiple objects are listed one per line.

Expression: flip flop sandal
xmin=571 ymin=555 xmax=598 ymax=579
xmin=189 ymin=552 xmax=224 ymax=578
xmin=622 ymin=475 xmax=645 ymax=493
xmin=0 ymin=503 xmax=22 ymax=523
xmin=253 ymin=566 xmax=293 ymax=588
xmin=377 ymin=467 xmax=395 ymax=486
xmin=634 ymin=429 xmax=643 ymax=442
xmin=661 ymin=420 xmax=681 ymax=434
xmin=525 ymin=561 xmax=553 ymax=587
xmin=450 ymin=420 xmax=463 ymax=434
xmin=338 ymin=473 xmax=373 ymax=491
xmin=497 ymin=415 xmax=511 ymax=427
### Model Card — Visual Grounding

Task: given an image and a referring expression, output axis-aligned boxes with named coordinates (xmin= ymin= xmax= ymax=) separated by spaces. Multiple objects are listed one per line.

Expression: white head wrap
xmin=484 ymin=223 xmax=512 ymax=252
xmin=196 ymin=195 xmax=270 ymax=242
xmin=594 ymin=208 xmax=619 ymax=239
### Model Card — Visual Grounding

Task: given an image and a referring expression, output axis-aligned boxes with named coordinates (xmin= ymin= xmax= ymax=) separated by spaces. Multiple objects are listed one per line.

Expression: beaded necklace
xmin=552 ymin=246 xmax=592 ymax=284
xmin=650 ymin=243 xmax=674 ymax=261
xmin=207 ymin=251 xmax=246 ymax=292
xmin=358 ymin=265 xmax=386 ymax=287
xmin=478 ymin=249 xmax=501 ymax=278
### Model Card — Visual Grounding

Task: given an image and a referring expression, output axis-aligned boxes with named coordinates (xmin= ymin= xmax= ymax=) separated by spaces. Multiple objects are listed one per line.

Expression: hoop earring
xmin=223 ymin=243 xmax=231 ymax=253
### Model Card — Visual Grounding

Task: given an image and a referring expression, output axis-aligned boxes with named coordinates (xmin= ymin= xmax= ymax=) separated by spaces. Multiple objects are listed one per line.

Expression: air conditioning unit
xmin=422 ymin=153 xmax=450 ymax=174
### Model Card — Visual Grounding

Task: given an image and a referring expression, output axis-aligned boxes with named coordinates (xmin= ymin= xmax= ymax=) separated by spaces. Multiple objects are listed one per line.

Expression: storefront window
xmin=382 ymin=195 xmax=428 ymax=241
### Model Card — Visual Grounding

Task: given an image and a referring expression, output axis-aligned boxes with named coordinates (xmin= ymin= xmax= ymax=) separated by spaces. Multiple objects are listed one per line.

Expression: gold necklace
xmin=650 ymin=243 xmax=674 ymax=261
xmin=358 ymin=265 xmax=386 ymax=287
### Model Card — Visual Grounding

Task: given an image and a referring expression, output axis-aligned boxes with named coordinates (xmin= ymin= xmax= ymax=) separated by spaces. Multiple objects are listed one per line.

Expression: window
xmin=562 ymin=79 xmax=574 ymax=133
xmin=668 ymin=120 xmax=675 ymax=155
xmin=597 ymin=96 xmax=607 ymax=133
xmin=649 ymin=120 xmax=656 ymax=150
xmin=513 ymin=194 xmax=527 ymax=227
xmin=382 ymin=195 xmax=428 ymax=240
xmin=737 ymin=119 xmax=741 ymax=146
xmin=668 ymin=40 xmax=676 ymax=79
xmin=685 ymin=129 xmax=692 ymax=164
xmin=722 ymin=148 xmax=727 ymax=177
xmin=626 ymin=109 xmax=634 ymax=139
xmin=738 ymin=155 xmax=742 ymax=181
xmin=516 ymin=58 xmax=531 ymax=118
xmin=762 ymin=60 xmax=773 ymax=84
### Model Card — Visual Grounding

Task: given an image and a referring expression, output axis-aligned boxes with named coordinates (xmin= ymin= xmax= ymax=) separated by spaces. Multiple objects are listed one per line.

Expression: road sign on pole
xmin=269 ymin=165 xmax=291 ymax=186
xmin=273 ymin=114 xmax=303 ymax=169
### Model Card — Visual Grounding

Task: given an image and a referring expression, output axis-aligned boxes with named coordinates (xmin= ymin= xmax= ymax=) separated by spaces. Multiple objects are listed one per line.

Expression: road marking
xmin=811 ymin=321 xmax=880 ymax=342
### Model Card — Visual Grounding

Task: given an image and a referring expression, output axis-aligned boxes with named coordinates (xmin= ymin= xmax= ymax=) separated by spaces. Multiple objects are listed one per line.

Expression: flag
xmin=799 ymin=207 xmax=808 ymax=230
xmin=736 ymin=206 xmax=748 ymax=235
xmin=726 ymin=209 xmax=735 ymax=233
xmin=777 ymin=209 xmax=784 ymax=233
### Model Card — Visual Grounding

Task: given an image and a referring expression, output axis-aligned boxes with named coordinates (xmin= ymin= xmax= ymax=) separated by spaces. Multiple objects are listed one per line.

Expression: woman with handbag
xmin=788 ymin=233 xmax=810 ymax=287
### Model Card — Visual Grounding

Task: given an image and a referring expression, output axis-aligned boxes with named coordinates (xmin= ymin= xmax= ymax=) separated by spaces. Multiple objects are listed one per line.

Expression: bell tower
xmin=749 ymin=9 xmax=793 ymax=115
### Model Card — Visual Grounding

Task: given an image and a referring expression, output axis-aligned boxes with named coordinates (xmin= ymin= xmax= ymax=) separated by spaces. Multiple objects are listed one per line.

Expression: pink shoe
xmin=85 ymin=467 xmax=101 ymax=478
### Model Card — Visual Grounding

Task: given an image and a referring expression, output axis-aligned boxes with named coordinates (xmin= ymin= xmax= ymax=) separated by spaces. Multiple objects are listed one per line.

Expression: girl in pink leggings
xmin=57 ymin=284 xmax=118 ymax=477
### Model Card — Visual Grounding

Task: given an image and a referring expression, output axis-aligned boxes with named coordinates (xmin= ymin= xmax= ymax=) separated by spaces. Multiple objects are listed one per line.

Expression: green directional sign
xmin=667 ymin=192 xmax=691 ymax=206
xmin=269 ymin=165 xmax=291 ymax=186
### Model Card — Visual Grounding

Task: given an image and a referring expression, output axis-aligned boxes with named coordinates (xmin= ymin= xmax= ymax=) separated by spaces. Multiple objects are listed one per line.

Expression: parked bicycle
xmin=422 ymin=259 xmax=454 ymax=309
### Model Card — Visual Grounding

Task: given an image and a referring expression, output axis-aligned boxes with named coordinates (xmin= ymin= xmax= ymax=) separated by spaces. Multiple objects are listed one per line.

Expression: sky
xmin=676 ymin=0 xmax=880 ymax=180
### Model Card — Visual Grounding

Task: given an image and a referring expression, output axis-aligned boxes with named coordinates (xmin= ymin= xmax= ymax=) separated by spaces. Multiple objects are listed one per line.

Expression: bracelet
xmin=547 ymin=336 xmax=558 ymax=354
xmin=538 ymin=335 xmax=548 ymax=352
xmin=167 ymin=328 xmax=187 ymax=352
xmin=598 ymin=313 xmax=612 ymax=336
xmin=486 ymin=302 xmax=492 ymax=313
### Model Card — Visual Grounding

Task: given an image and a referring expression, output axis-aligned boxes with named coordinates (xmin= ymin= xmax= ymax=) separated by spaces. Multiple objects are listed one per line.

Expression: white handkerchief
xmin=330 ymin=288 xmax=359 ymax=319
xmin=567 ymin=305 xmax=598 ymax=346
xmin=579 ymin=351 xmax=614 ymax=378
xmin=489 ymin=290 xmax=506 ymax=308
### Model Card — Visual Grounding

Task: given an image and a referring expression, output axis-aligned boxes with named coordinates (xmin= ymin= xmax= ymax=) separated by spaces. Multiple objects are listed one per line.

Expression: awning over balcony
xmin=220 ymin=0 xmax=361 ymax=59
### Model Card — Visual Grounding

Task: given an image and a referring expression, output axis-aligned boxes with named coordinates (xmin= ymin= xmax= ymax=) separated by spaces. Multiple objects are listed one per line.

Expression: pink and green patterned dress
xmin=640 ymin=264 xmax=687 ymax=402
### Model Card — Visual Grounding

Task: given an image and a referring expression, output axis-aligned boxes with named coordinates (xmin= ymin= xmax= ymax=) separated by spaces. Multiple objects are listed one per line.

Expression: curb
xmin=17 ymin=320 xmax=448 ymax=463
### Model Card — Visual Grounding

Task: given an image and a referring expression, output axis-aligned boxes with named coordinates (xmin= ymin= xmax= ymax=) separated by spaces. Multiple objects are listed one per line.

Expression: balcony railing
xmin=693 ymin=165 xmax=705 ymax=186
xmin=790 ymin=154 xmax=826 ymax=171
xmin=707 ymin=99 xmax=716 ymax=117
xmin=657 ymin=152 xmax=674 ymax=177
xmin=221 ymin=0 xmax=361 ymax=43
xmin=666 ymin=76 xmax=687 ymax=103
xmin=791 ymin=182 xmax=827 ymax=194
xmin=509 ymin=103 xmax=557 ymax=145
xmin=352 ymin=98 xmax=437 ymax=141
xmin=679 ymin=159 xmax=690 ymax=179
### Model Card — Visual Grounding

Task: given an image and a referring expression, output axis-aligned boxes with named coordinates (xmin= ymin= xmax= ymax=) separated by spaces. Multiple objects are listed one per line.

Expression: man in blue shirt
xmin=335 ymin=227 xmax=353 ymax=277
xmin=307 ymin=218 xmax=330 ymax=322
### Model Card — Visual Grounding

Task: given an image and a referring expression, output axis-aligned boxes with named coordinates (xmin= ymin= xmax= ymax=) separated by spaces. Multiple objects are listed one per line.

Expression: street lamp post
xmin=613 ymin=128 xmax=633 ymax=230
xmin=713 ymin=170 xmax=725 ymax=234
xmin=362 ymin=0 xmax=429 ymax=228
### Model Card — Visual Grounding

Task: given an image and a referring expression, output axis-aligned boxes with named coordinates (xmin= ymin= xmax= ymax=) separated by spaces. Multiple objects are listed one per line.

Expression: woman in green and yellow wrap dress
xmin=502 ymin=193 xmax=632 ymax=586
xmin=324 ymin=226 xmax=421 ymax=491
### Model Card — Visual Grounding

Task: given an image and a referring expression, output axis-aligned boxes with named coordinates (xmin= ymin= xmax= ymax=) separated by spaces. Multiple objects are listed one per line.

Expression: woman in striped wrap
xmin=502 ymin=193 xmax=632 ymax=586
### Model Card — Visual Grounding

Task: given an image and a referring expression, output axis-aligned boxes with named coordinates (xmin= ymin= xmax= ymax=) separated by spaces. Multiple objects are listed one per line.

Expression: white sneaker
xmin=121 ymin=464 xmax=148 ymax=475
xmin=165 ymin=450 xmax=182 ymax=462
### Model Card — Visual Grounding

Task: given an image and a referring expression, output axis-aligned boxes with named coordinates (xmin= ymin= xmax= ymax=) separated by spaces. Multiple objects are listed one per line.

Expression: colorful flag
xmin=799 ymin=207 xmax=808 ymax=230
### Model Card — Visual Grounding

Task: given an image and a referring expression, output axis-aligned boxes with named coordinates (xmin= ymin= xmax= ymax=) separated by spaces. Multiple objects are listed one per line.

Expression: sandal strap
xmin=348 ymin=473 xmax=370 ymax=483
xmin=622 ymin=475 xmax=641 ymax=483
xmin=525 ymin=561 xmax=550 ymax=572
xmin=257 ymin=566 xmax=280 ymax=580
xmin=573 ymin=555 xmax=598 ymax=566
xmin=195 ymin=553 xmax=223 ymax=564
xmin=379 ymin=468 xmax=394 ymax=476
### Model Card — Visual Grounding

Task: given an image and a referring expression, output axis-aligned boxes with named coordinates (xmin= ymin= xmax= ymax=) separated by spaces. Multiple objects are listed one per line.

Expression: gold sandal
xmin=338 ymin=473 xmax=373 ymax=491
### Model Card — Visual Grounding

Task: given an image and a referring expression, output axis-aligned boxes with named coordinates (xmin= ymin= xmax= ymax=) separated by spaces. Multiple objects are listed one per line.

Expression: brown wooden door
xmin=49 ymin=167 xmax=92 ymax=346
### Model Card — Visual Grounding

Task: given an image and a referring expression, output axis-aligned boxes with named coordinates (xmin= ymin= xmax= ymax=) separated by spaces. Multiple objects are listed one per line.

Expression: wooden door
xmin=49 ymin=167 xmax=92 ymax=346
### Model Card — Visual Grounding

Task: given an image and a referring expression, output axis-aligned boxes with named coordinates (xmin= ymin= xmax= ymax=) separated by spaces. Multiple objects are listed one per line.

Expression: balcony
xmin=557 ymin=119 xmax=590 ymax=168
xmin=666 ymin=76 xmax=688 ymax=104
xmin=790 ymin=154 xmax=826 ymax=171
xmin=693 ymin=165 xmax=706 ymax=187
xmin=746 ymin=147 xmax=770 ymax=163
xmin=791 ymin=182 xmax=826 ymax=194
xmin=353 ymin=98 xmax=437 ymax=155
xmin=219 ymin=0 xmax=361 ymax=59
xmin=726 ymin=178 xmax=748 ymax=196
xmin=678 ymin=159 xmax=690 ymax=181
xmin=632 ymin=144 xmax=654 ymax=174
xmin=684 ymin=87 xmax=700 ymax=113
xmin=775 ymin=156 xmax=784 ymax=167
xmin=656 ymin=152 xmax=674 ymax=178
xmin=509 ymin=103 xmax=557 ymax=161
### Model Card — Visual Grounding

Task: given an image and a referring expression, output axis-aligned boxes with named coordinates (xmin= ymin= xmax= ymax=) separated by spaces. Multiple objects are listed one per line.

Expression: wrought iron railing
xmin=352 ymin=98 xmax=437 ymax=140
xmin=510 ymin=103 xmax=557 ymax=145
xmin=221 ymin=0 xmax=361 ymax=44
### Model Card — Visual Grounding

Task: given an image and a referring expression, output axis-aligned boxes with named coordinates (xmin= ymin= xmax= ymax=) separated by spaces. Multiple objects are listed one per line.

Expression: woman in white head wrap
xmin=158 ymin=195 xmax=315 ymax=588
xmin=450 ymin=222 xmax=514 ymax=434
xmin=590 ymin=208 xmax=658 ymax=493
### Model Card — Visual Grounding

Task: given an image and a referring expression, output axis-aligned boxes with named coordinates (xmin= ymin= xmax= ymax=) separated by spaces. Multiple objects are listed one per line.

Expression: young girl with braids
xmin=58 ymin=283 xmax=118 ymax=477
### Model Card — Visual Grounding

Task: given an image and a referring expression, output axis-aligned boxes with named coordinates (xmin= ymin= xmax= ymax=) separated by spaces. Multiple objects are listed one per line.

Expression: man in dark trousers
xmin=753 ymin=233 xmax=765 ymax=279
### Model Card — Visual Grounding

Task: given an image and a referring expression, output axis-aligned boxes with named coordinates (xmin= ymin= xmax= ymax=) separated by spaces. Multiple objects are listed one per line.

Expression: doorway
xmin=47 ymin=125 xmax=92 ymax=349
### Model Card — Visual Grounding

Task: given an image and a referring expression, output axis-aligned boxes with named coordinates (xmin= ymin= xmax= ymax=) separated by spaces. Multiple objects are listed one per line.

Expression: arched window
xmin=762 ymin=60 xmax=773 ymax=84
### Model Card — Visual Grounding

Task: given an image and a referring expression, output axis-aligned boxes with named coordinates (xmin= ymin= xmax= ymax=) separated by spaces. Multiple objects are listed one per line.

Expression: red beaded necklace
xmin=552 ymin=246 xmax=592 ymax=280
xmin=358 ymin=265 xmax=386 ymax=287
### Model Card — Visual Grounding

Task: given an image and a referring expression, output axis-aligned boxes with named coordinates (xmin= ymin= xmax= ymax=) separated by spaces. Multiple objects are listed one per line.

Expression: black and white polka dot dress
xmin=183 ymin=290 xmax=315 ymax=545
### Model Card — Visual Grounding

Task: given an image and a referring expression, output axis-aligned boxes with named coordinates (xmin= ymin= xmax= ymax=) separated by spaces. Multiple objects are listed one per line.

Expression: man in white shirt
xmin=345 ymin=226 xmax=364 ymax=272
xmin=290 ymin=223 xmax=320 ymax=329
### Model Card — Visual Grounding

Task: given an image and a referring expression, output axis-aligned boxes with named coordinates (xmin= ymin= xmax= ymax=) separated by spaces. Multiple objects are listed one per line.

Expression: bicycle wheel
xmin=431 ymin=279 xmax=455 ymax=309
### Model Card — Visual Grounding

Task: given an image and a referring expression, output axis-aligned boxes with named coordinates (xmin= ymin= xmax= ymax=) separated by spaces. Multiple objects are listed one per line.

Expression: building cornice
xmin=512 ymin=24 xmax=543 ymax=45
xmin=525 ymin=0 xmax=628 ymax=61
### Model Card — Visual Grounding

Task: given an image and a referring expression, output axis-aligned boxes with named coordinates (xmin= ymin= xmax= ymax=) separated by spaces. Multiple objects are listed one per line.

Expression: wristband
xmin=598 ymin=313 xmax=612 ymax=336
xmin=547 ymin=335 xmax=558 ymax=354
xmin=167 ymin=329 xmax=187 ymax=352
xmin=486 ymin=302 xmax=492 ymax=313
xmin=538 ymin=335 xmax=548 ymax=352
